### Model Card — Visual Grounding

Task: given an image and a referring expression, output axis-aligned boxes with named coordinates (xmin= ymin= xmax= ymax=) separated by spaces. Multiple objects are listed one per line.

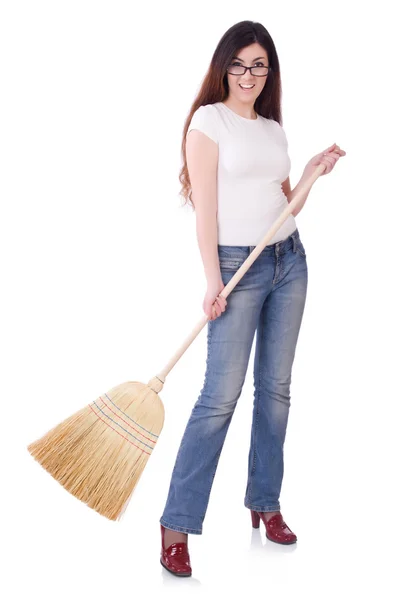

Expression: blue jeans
xmin=160 ymin=228 xmax=308 ymax=534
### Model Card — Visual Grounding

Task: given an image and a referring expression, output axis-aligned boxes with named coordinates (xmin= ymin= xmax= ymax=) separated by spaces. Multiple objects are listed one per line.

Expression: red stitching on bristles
xmin=97 ymin=396 xmax=157 ymax=443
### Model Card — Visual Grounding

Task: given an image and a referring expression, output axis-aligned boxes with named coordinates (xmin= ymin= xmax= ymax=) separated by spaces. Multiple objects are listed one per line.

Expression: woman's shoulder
xmin=188 ymin=104 xmax=220 ymax=144
xmin=192 ymin=102 xmax=218 ymax=114
xmin=192 ymin=103 xmax=220 ymax=122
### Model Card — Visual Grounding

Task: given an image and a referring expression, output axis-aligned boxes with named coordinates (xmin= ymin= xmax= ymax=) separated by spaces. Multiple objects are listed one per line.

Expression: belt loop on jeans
xmin=292 ymin=230 xmax=297 ymax=253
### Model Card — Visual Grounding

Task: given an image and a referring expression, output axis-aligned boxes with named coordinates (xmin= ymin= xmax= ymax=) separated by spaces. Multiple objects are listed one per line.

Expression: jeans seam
xmin=203 ymin=322 xmax=213 ymax=383
xmin=200 ymin=445 xmax=223 ymax=523
xmin=247 ymin=310 xmax=263 ymax=504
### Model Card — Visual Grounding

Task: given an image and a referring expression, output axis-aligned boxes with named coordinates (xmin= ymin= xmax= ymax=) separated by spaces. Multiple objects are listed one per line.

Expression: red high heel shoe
xmin=251 ymin=510 xmax=297 ymax=544
xmin=160 ymin=524 xmax=192 ymax=577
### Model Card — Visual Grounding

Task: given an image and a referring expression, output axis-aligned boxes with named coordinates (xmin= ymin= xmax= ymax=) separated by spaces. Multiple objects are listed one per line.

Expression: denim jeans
xmin=160 ymin=228 xmax=308 ymax=534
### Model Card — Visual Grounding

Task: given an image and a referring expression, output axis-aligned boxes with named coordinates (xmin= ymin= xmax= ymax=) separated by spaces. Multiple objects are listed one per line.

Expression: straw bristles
xmin=27 ymin=380 xmax=165 ymax=521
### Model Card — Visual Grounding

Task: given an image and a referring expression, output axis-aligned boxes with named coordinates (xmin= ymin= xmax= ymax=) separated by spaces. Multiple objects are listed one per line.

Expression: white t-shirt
xmin=187 ymin=101 xmax=296 ymax=246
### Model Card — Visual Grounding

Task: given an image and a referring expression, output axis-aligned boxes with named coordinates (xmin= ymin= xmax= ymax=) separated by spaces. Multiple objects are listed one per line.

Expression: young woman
xmin=159 ymin=20 xmax=345 ymax=577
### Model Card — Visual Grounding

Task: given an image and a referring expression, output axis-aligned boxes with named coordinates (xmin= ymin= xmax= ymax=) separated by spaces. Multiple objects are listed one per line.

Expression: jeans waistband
xmin=219 ymin=228 xmax=300 ymax=256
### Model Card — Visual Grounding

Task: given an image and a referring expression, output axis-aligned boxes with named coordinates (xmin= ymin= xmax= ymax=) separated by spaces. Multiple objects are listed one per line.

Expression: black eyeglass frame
xmin=226 ymin=65 xmax=271 ymax=77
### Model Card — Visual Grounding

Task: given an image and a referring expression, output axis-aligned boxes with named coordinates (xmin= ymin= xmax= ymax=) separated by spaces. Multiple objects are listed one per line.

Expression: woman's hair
xmin=179 ymin=20 xmax=283 ymax=210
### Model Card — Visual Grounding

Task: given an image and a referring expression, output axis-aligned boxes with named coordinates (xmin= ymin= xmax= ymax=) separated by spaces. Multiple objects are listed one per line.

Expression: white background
xmin=2 ymin=0 xmax=396 ymax=597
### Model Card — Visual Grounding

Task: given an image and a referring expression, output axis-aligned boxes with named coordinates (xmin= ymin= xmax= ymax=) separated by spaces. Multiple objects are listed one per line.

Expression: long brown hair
xmin=179 ymin=20 xmax=283 ymax=210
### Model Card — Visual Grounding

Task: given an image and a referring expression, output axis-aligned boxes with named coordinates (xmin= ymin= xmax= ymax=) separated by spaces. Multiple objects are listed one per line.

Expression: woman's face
xmin=226 ymin=43 xmax=269 ymax=105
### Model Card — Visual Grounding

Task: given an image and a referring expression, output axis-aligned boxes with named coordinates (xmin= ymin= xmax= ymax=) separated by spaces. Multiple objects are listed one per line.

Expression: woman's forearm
xmin=195 ymin=209 xmax=221 ymax=283
xmin=287 ymin=176 xmax=313 ymax=217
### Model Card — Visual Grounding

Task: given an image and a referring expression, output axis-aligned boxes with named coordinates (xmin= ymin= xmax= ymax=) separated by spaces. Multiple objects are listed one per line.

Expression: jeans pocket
xmin=219 ymin=257 xmax=246 ymax=270
xmin=218 ymin=247 xmax=248 ymax=271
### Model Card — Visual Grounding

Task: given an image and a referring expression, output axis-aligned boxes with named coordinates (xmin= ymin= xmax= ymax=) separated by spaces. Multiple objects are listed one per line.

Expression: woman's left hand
xmin=302 ymin=143 xmax=346 ymax=181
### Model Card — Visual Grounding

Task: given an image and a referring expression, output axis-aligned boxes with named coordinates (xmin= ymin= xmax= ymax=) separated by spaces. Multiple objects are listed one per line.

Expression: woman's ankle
xmin=163 ymin=526 xmax=188 ymax=548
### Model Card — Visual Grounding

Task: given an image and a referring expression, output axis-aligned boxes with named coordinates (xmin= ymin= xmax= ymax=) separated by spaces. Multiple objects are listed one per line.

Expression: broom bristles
xmin=27 ymin=381 xmax=165 ymax=521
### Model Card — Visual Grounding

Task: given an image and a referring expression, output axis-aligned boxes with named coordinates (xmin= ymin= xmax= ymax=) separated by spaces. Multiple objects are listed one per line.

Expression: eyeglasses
xmin=226 ymin=63 xmax=270 ymax=77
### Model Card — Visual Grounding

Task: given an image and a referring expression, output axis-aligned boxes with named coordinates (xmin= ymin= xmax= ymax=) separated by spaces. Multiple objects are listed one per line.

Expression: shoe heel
xmin=251 ymin=510 xmax=260 ymax=529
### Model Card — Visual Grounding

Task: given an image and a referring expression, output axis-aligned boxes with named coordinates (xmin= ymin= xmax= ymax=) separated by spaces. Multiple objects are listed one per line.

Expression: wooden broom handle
xmin=151 ymin=164 xmax=326 ymax=388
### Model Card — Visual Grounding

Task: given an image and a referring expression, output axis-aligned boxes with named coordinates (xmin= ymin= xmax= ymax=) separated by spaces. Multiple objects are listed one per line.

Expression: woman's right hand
xmin=203 ymin=278 xmax=228 ymax=321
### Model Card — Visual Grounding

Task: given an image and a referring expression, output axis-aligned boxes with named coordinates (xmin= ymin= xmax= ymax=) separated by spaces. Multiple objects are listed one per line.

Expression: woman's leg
xmin=244 ymin=231 xmax=308 ymax=513
xmin=160 ymin=245 xmax=267 ymax=536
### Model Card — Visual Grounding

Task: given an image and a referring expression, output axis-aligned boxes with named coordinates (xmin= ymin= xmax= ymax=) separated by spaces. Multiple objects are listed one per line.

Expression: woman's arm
xmin=282 ymin=176 xmax=311 ymax=217
xmin=186 ymin=130 xmax=221 ymax=283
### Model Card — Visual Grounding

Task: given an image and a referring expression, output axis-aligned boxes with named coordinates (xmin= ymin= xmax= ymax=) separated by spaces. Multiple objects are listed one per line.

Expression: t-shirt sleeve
xmin=187 ymin=104 xmax=219 ymax=144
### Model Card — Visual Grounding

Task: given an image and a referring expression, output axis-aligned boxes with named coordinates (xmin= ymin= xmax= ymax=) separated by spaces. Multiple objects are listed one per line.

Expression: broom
xmin=27 ymin=164 xmax=326 ymax=521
